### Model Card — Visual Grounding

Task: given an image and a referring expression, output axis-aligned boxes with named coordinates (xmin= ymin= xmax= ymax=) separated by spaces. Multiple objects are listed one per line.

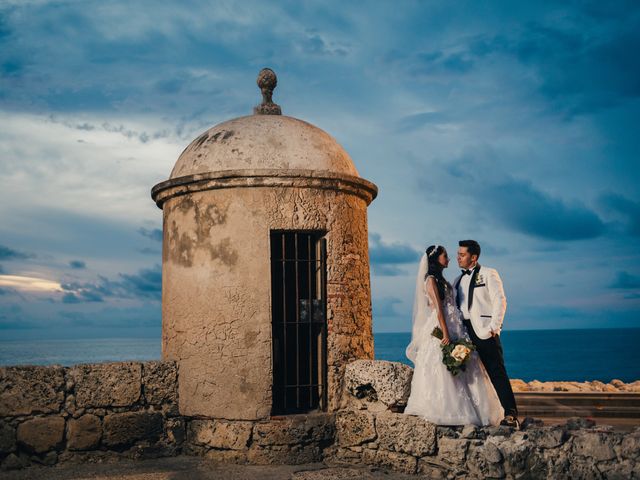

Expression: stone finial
xmin=254 ymin=68 xmax=282 ymax=115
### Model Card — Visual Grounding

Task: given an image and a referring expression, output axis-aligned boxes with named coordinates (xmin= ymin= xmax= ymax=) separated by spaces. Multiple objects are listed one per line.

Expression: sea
xmin=1 ymin=328 xmax=639 ymax=383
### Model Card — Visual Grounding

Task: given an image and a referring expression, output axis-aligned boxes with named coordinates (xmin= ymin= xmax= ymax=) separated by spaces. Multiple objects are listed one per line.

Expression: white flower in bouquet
xmin=451 ymin=344 xmax=471 ymax=363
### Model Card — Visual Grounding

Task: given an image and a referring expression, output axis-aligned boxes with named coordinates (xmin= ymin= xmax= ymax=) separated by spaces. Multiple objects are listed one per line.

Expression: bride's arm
xmin=426 ymin=277 xmax=451 ymax=345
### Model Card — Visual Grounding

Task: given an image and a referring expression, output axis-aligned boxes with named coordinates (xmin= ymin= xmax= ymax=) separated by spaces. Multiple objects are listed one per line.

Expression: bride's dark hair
xmin=425 ymin=245 xmax=448 ymax=300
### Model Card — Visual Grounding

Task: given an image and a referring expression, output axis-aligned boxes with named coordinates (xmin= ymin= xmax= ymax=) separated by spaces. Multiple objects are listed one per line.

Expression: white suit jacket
xmin=453 ymin=265 xmax=507 ymax=340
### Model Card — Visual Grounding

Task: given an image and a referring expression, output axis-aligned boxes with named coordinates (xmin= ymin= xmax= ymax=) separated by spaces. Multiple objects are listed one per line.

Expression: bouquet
xmin=431 ymin=327 xmax=476 ymax=376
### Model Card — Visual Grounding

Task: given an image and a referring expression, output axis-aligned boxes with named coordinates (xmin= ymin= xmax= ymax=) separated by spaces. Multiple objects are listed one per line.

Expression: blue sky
xmin=0 ymin=0 xmax=639 ymax=339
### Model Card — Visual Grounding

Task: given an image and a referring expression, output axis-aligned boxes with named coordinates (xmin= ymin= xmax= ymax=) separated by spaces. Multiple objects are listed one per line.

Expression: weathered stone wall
xmin=328 ymin=410 xmax=640 ymax=478
xmin=4 ymin=358 xmax=637 ymax=477
xmin=0 ymin=360 xmax=338 ymax=471
xmin=162 ymin=183 xmax=374 ymax=419
xmin=0 ymin=362 xmax=183 ymax=471
xmin=330 ymin=360 xmax=640 ymax=479
xmin=186 ymin=414 xmax=335 ymax=465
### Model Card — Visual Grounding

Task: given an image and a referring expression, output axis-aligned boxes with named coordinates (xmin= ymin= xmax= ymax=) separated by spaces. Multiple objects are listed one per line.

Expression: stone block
xmin=565 ymin=417 xmax=596 ymax=430
xmin=16 ymin=416 xmax=65 ymax=453
xmin=102 ymin=411 xmax=163 ymax=448
xmin=436 ymin=437 xmax=469 ymax=466
xmin=0 ymin=422 xmax=16 ymax=454
xmin=187 ymin=419 xmax=252 ymax=450
xmin=466 ymin=444 xmax=505 ymax=479
xmin=375 ymin=412 xmax=436 ymax=456
xmin=335 ymin=411 xmax=376 ymax=447
xmin=0 ymin=366 xmax=65 ymax=416
xmin=499 ymin=432 xmax=533 ymax=478
xmin=572 ymin=432 xmax=616 ymax=461
xmin=70 ymin=362 xmax=142 ymax=408
xmin=371 ymin=449 xmax=417 ymax=475
xmin=483 ymin=440 xmax=503 ymax=463
xmin=342 ymin=360 xmax=413 ymax=411
xmin=142 ymin=361 xmax=177 ymax=405
xmin=66 ymin=414 xmax=101 ymax=450
xmin=252 ymin=414 xmax=334 ymax=446
xmin=527 ymin=426 xmax=568 ymax=449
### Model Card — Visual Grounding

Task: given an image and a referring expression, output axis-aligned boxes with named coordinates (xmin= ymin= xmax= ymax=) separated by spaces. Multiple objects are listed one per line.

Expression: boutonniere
xmin=475 ymin=275 xmax=484 ymax=286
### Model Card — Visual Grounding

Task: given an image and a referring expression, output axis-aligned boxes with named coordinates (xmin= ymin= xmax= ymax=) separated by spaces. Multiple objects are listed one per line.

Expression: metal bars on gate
xmin=270 ymin=231 xmax=327 ymax=415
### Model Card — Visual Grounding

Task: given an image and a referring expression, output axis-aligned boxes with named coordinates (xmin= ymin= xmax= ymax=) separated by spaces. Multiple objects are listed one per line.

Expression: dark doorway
xmin=270 ymin=231 xmax=327 ymax=415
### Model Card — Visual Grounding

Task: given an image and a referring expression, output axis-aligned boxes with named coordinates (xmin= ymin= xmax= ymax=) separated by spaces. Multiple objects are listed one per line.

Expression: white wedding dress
xmin=404 ymin=254 xmax=503 ymax=426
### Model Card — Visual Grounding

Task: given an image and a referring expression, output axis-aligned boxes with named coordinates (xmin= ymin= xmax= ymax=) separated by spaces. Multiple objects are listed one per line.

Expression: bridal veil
xmin=406 ymin=253 xmax=433 ymax=363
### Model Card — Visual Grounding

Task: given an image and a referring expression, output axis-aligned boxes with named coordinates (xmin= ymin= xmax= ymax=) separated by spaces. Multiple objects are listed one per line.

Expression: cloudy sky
xmin=1 ymin=0 xmax=639 ymax=340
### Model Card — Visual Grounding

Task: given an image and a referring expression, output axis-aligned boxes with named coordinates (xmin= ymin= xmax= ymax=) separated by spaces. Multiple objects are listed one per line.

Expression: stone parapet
xmin=327 ymin=359 xmax=640 ymax=478
xmin=2 ymin=358 xmax=639 ymax=478
xmin=328 ymin=410 xmax=640 ymax=478
xmin=0 ymin=361 xmax=182 ymax=471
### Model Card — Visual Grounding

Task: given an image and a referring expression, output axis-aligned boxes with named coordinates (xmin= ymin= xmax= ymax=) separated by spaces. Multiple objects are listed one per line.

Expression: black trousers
xmin=463 ymin=319 xmax=518 ymax=417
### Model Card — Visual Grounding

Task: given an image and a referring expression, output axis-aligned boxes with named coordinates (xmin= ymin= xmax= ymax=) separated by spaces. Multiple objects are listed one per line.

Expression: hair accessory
xmin=428 ymin=245 xmax=441 ymax=257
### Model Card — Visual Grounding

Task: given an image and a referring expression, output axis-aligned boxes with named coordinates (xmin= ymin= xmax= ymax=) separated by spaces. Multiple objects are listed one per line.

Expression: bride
xmin=404 ymin=245 xmax=503 ymax=426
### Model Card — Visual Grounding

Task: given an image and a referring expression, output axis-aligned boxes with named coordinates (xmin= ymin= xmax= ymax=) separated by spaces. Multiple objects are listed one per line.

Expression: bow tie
xmin=462 ymin=269 xmax=473 ymax=276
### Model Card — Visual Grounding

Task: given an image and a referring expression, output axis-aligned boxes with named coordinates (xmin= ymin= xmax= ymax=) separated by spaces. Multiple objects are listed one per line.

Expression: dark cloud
xmin=138 ymin=228 xmax=163 ymax=242
xmin=485 ymin=177 xmax=605 ymax=241
xmin=466 ymin=12 xmax=640 ymax=116
xmin=0 ymin=244 xmax=33 ymax=260
xmin=61 ymin=279 xmax=108 ymax=303
xmin=419 ymin=152 xmax=606 ymax=241
xmin=369 ymin=233 xmax=420 ymax=276
xmin=69 ymin=260 xmax=86 ymax=269
xmin=609 ymin=271 xmax=640 ymax=289
xmin=119 ymin=265 xmax=162 ymax=300
xmin=599 ymin=193 xmax=640 ymax=236
xmin=60 ymin=264 xmax=161 ymax=303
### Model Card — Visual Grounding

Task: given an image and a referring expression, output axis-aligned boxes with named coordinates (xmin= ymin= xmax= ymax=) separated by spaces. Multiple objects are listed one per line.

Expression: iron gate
xmin=270 ymin=231 xmax=327 ymax=415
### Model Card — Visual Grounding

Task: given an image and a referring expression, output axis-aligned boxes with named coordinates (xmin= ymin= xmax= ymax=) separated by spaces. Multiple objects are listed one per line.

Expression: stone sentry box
xmin=151 ymin=69 xmax=378 ymax=420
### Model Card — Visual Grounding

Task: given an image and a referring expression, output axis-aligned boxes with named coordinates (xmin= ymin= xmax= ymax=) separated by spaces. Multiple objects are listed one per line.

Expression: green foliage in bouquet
xmin=431 ymin=327 xmax=476 ymax=376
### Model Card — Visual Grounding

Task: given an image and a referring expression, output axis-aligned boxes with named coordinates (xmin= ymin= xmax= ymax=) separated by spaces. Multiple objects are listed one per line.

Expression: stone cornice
xmin=151 ymin=169 xmax=378 ymax=208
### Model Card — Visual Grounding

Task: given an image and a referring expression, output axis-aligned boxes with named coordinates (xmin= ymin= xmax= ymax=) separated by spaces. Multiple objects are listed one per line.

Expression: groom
xmin=454 ymin=239 xmax=519 ymax=428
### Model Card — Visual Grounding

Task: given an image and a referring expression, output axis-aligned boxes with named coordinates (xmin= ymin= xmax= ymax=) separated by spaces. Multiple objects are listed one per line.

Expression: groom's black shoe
xmin=500 ymin=415 xmax=520 ymax=429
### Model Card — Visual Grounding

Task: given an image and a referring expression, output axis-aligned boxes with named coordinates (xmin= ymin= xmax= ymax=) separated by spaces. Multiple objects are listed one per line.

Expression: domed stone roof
xmin=170 ymin=114 xmax=359 ymax=179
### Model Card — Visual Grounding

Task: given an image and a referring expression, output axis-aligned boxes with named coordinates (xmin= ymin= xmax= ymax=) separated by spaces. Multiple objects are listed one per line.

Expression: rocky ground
xmin=511 ymin=378 xmax=640 ymax=393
